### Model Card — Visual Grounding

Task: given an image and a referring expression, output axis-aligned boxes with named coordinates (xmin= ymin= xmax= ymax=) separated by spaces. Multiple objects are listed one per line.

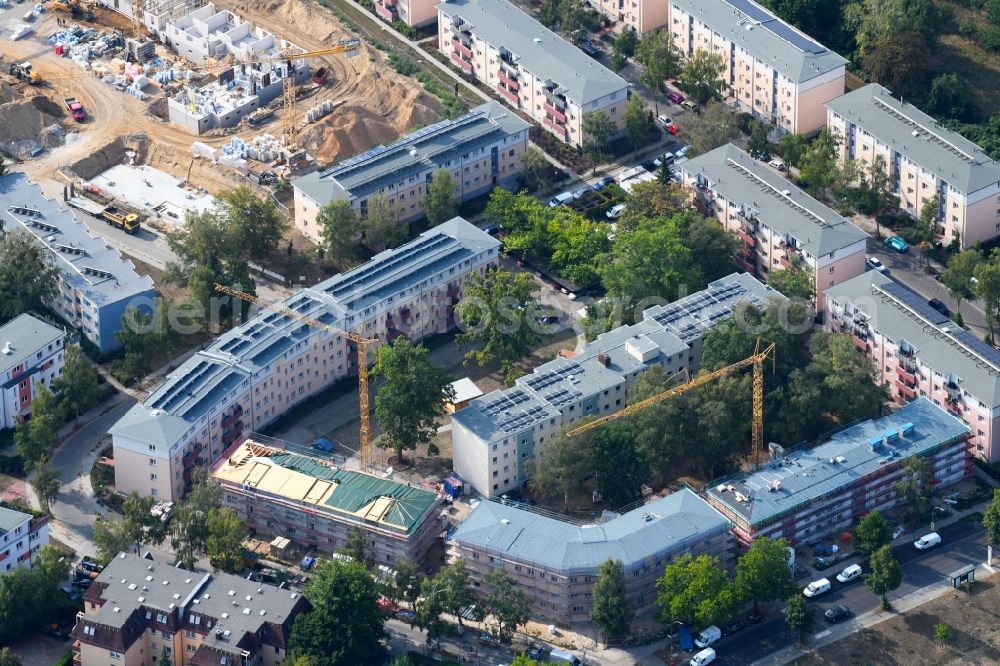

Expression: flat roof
xmin=827 ymin=84 xmax=1000 ymax=195
xmin=212 ymin=441 xmax=440 ymax=533
xmin=450 ymin=488 xmax=729 ymax=572
xmin=454 ymin=273 xmax=782 ymax=443
xmin=436 ymin=0 xmax=628 ymax=105
xmin=111 ymin=217 xmax=499 ymax=451
xmin=671 ymin=0 xmax=847 ymax=83
xmin=0 ymin=505 xmax=30 ymax=535
xmin=450 ymin=377 xmax=483 ymax=403
xmin=826 ymin=271 xmax=1000 ymax=408
xmin=294 ymin=101 xmax=529 ymax=207
xmin=0 ymin=314 xmax=63 ymax=376
xmin=680 ymin=143 xmax=867 ymax=258
xmin=706 ymin=398 xmax=970 ymax=527
xmin=0 ymin=172 xmax=156 ymax=307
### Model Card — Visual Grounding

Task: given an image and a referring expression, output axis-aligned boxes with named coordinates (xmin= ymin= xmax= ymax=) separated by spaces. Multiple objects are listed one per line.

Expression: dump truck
xmin=66 ymin=196 xmax=141 ymax=234
xmin=247 ymin=106 xmax=274 ymax=125
xmin=64 ymin=97 xmax=85 ymax=121
xmin=50 ymin=0 xmax=93 ymax=20
xmin=8 ymin=61 xmax=41 ymax=84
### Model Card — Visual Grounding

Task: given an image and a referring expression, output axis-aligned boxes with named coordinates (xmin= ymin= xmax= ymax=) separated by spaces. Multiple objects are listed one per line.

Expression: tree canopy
xmin=854 ymin=511 xmax=892 ymax=556
xmin=865 ymin=544 xmax=903 ymax=609
xmin=590 ymin=559 xmax=634 ymax=642
xmin=423 ymin=169 xmax=458 ymax=227
xmin=734 ymin=537 xmax=793 ymax=610
xmin=656 ymin=553 xmax=738 ymax=627
xmin=0 ymin=232 xmax=57 ymax=325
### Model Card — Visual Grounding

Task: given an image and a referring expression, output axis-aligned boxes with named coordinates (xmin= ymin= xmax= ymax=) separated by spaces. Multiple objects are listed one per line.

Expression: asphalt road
xmin=713 ymin=519 xmax=986 ymax=665
xmin=77 ymin=208 xmax=178 ymax=270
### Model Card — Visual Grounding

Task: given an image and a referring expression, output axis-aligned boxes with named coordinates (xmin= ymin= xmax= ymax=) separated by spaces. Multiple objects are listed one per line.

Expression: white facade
xmin=0 ymin=315 xmax=66 ymax=430
xmin=0 ymin=506 xmax=49 ymax=572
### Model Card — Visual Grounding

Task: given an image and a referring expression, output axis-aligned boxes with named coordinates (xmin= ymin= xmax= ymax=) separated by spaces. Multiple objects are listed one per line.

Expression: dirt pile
xmin=67 ymin=134 xmax=151 ymax=180
xmin=0 ymin=87 xmax=67 ymax=158
xmin=226 ymin=0 xmax=440 ymax=164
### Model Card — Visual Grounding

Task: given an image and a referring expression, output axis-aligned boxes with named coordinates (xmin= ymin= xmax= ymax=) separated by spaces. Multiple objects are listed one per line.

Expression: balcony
xmin=450 ymin=51 xmax=473 ymax=74
xmin=896 ymin=365 xmax=916 ymax=385
xmin=734 ymin=253 xmax=756 ymax=273
xmin=543 ymin=102 xmax=567 ymax=123
xmin=498 ymin=70 xmax=519 ymax=90
xmin=542 ymin=116 xmax=568 ymax=138
xmin=451 ymin=38 xmax=473 ymax=59
xmin=375 ymin=1 xmax=398 ymax=21
xmin=183 ymin=442 xmax=204 ymax=466
xmin=736 ymin=227 xmax=756 ymax=246
xmin=496 ymin=84 xmax=518 ymax=105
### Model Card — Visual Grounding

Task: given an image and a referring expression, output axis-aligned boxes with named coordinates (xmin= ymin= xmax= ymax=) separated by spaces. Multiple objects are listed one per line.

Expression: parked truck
xmin=64 ymin=96 xmax=84 ymax=121
xmin=101 ymin=206 xmax=140 ymax=233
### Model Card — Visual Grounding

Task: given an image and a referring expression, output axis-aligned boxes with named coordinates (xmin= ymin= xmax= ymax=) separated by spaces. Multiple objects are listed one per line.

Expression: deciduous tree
xmin=530 ymin=432 xmax=592 ymax=512
xmin=925 ymin=73 xmax=977 ymax=123
xmin=206 ymin=507 xmax=248 ymax=573
xmin=592 ymin=424 xmax=647 ymax=508
xmin=93 ymin=515 xmax=134 ymax=564
xmin=289 ymin=559 xmax=386 ymax=665
xmin=636 ymin=31 xmax=683 ymax=103
xmin=0 ymin=232 xmax=56 ymax=325
xmin=854 ymin=510 xmax=892 ymax=556
xmin=747 ymin=119 xmax=772 ymax=159
xmin=342 ymin=526 xmax=368 ymax=565
xmin=768 ymin=264 xmax=814 ymax=301
xmin=975 ymin=249 xmax=1000 ymax=342
xmin=983 ymin=489 xmax=1000 ymax=565
xmin=782 ymin=594 xmax=815 ymax=645
xmin=416 ymin=575 xmax=452 ymax=647
xmin=942 ymin=250 xmax=982 ymax=321
xmin=865 ymin=544 xmax=902 ymax=609
xmin=582 ymin=110 xmax=617 ymax=169
xmin=436 ymin=559 xmax=478 ymax=627
xmin=735 ymin=537 xmax=793 ymax=611
xmin=390 ymin=557 xmax=422 ymax=613
xmin=483 ymin=567 xmax=530 ymax=644
xmin=373 ymin=338 xmax=455 ymax=463
xmin=590 ymin=559 xmax=633 ymax=642
xmin=14 ymin=384 xmax=61 ymax=472
xmin=53 ymin=345 xmax=100 ymax=420
xmin=797 ymin=128 xmax=840 ymax=199
xmin=519 ymin=147 xmax=553 ymax=192
xmin=0 ymin=648 xmax=23 ymax=666
xmin=317 ymin=200 xmax=361 ymax=266
xmin=778 ymin=133 xmax=809 ymax=169
xmin=656 ymin=553 xmax=735 ymax=627
xmin=365 ymin=194 xmax=407 ymax=251
xmin=625 ymin=95 xmax=654 ymax=150
xmin=891 ymin=455 xmax=932 ymax=522
xmin=678 ymin=50 xmax=726 ymax=104
xmin=0 ymin=546 xmax=71 ymax=646
xmin=30 ymin=458 xmax=60 ymax=514
xmin=680 ymin=102 xmax=740 ymax=156
xmin=218 ymin=186 xmax=289 ymax=257
xmin=169 ymin=471 xmax=222 ymax=570
xmin=455 ymin=268 xmax=541 ymax=384
xmin=423 ymin=169 xmax=458 ymax=227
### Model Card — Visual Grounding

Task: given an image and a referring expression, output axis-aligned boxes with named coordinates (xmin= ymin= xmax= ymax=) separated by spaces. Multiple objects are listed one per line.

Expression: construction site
xmin=0 ymin=0 xmax=441 ymax=227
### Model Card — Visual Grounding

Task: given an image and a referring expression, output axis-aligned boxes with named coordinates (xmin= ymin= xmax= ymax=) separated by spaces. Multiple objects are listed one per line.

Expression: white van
xmin=690 ymin=647 xmax=716 ymax=666
xmin=836 ymin=564 xmax=862 ymax=584
xmin=547 ymin=648 xmax=582 ymax=665
xmin=695 ymin=625 xmax=721 ymax=648
xmin=914 ymin=532 xmax=942 ymax=550
xmin=549 ymin=192 xmax=574 ymax=207
xmin=803 ymin=578 xmax=831 ymax=597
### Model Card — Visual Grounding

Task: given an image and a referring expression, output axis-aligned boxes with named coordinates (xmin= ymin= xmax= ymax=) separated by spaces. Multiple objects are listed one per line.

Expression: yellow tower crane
xmin=567 ymin=341 xmax=776 ymax=465
xmin=214 ymin=284 xmax=379 ymax=473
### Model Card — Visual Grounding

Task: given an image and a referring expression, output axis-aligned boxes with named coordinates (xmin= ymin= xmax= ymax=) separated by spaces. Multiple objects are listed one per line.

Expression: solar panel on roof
xmin=878 ymin=282 xmax=949 ymax=325
xmin=724 ymin=0 xmax=774 ymax=23
xmin=951 ymin=330 xmax=1000 ymax=368
xmin=764 ymin=20 xmax=826 ymax=54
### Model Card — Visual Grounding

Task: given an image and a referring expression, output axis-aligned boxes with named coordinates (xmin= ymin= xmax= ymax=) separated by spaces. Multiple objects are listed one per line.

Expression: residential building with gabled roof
xmin=0 ymin=314 xmax=66 ymax=429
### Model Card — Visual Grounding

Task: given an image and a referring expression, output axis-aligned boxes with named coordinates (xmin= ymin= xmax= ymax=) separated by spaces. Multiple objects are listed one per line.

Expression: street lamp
xmin=931 ymin=505 xmax=946 ymax=531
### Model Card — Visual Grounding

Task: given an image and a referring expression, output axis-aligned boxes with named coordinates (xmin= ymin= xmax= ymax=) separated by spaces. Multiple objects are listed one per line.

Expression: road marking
xmin=813 ymin=629 xmax=831 ymax=639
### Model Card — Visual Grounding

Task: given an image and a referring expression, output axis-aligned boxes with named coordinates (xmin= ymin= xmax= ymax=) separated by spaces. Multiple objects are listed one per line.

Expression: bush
xmin=388 ymin=52 xmax=419 ymax=76
xmin=390 ymin=20 xmax=417 ymax=39
xmin=935 ymin=622 xmax=950 ymax=643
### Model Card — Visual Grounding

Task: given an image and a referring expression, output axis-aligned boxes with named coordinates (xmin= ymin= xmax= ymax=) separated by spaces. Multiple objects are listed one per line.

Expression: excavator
xmin=50 ymin=0 xmax=94 ymax=21
xmin=8 ymin=62 xmax=42 ymax=85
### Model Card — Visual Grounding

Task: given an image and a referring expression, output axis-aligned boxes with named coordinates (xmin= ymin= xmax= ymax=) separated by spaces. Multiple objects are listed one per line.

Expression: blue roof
xmin=449 ymin=488 xmax=730 ymax=572
xmin=706 ymin=398 xmax=970 ymax=526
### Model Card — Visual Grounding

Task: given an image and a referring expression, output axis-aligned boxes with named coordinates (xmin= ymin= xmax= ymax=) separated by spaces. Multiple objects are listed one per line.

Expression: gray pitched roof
xmin=112 ymin=218 xmax=500 ymax=454
xmin=0 ymin=314 xmax=63 ymax=376
xmin=0 ymin=505 xmax=29 ymax=535
xmin=826 ymin=270 xmax=1000 ymax=408
xmin=436 ymin=0 xmax=628 ymax=105
xmin=827 ymin=84 xmax=1000 ymax=195
xmin=680 ymin=143 xmax=867 ymax=258
xmin=707 ymin=398 xmax=970 ymax=526
xmin=450 ymin=488 xmax=729 ymax=572
xmin=294 ymin=101 xmax=530 ymax=208
xmin=0 ymin=172 xmax=155 ymax=307
xmin=671 ymin=0 xmax=846 ymax=83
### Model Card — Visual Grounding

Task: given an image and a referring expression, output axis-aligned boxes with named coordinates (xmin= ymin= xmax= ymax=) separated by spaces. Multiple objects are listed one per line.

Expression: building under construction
xmin=164 ymin=3 xmax=310 ymax=133
xmin=213 ymin=439 xmax=446 ymax=565
xmin=105 ymin=0 xmax=204 ymax=38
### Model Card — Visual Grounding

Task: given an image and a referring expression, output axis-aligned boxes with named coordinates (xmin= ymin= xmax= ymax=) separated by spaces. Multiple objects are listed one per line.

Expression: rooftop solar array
xmin=480 ymin=388 xmax=533 ymax=416
xmin=324 ymin=235 xmax=453 ymax=299
xmin=875 ymin=282 xmax=949 ymax=325
xmin=725 ymin=0 xmax=825 ymax=54
xmin=950 ymin=329 xmax=1000 ymax=370
xmin=523 ymin=361 xmax=583 ymax=392
xmin=544 ymin=386 xmax=582 ymax=407
xmin=496 ymin=405 xmax=550 ymax=432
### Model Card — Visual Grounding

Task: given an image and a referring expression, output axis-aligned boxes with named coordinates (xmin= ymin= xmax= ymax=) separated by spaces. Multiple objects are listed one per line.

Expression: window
xmin=109 ymin=652 xmax=123 ymax=661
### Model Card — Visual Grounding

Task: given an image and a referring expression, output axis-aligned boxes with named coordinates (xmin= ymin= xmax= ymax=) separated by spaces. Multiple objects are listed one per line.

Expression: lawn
xmin=794 ymin=573 xmax=1000 ymax=666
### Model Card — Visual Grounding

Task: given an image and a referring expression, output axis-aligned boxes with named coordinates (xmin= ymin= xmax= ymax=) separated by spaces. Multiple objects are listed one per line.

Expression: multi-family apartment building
xmin=436 ymin=0 xmax=629 ymax=147
xmin=0 ymin=173 xmax=155 ymax=354
xmin=110 ymin=218 xmax=500 ymax=501
xmin=0 ymin=505 xmax=50 ymax=572
xmin=452 ymin=273 xmax=784 ymax=497
xmin=827 ymin=84 xmax=1000 ymax=249
xmin=706 ymin=398 xmax=971 ymax=545
xmin=666 ymin=0 xmax=846 ymax=134
xmin=375 ymin=0 xmax=437 ymax=27
xmin=679 ymin=143 xmax=867 ymax=308
xmin=71 ymin=553 xmax=310 ymax=666
xmin=292 ymin=101 xmax=529 ymax=239
xmin=0 ymin=315 xmax=65 ymax=429
xmin=213 ymin=439 xmax=445 ymax=565
xmin=591 ymin=0 xmax=666 ymax=35
xmin=447 ymin=488 xmax=732 ymax=623
xmin=826 ymin=270 xmax=1000 ymax=462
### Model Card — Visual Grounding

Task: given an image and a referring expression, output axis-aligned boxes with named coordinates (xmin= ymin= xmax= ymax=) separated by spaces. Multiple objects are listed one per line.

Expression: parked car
xmin=483 ymin=224 xmax=499 ymax=236
xmin=547 ymin=648 xmax=582 ymax=665
xmin=549 ymin=191 xmax=574 ymax=207
xmin=311 ymin=438 xmax=334 ymax=453
xmin=690 ymin=648 xmax=716 ymax=666
xmin=928 ymin=298 xmax=951 ymax=317
xmin=658 ymin=114 xmax=673 ymax=127
xmin=573 ymin=185 xmax=594 ymax=200
xmin=606 ymin=203 xmax=626 ymax=219
xmin=674 ymin=145 xmax=690 ymax=159
xmin=722 ymin=611 xmax=763 ymax=637
xmin=526 ymin=645 xmax=549 ymax=661
xmin=681 ymin=99 xmax=698 ymax=111
xmin=803 ymin=578 xmax=831 ymax=597
xmin=824 ymin=605 xmax=851 ymax=623
xmin=666 ymin=123 xmax=679 ymax=135
xmin=594 ymin=175 xmax=615 ymax=190
xmin=653 ymin=152 xmax=674 ymax=168
xmin=579 ymin=38 xmax=600 ymax=57
xmin=884 ymin=235 xmax=909 ymax=253
xmin=668 ymin=91 xmax=685 ymax=104
xmin=695 ymin=625 xmax=721 ymax=648
xmin=395 ymin=609 xmax=416 ymax=622
xmin=836 ymin=564 xmax=863 ymax=584
xmin=914 ymin=532 xmax=942 ymax=550
xmin=866 ymin=256 xmax=888 ymax=274
xmin=478 ymin=631 xmax=500 ymax=647
xmin=768 ymin=158 xmax=787 ymax=171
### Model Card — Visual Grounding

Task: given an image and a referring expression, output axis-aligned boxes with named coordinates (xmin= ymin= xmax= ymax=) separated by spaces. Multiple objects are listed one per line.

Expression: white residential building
xmin=0 ymin=505 xmax=50 ymax=572
xmin=0 ymin=315 xmax=66 ymax=430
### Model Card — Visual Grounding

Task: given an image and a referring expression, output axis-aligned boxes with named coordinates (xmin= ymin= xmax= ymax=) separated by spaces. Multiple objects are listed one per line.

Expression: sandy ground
xmin=1 ymin=0 xmax=439 ymax=195
xmin=796 ymin=573 xmax=1000 ymax=666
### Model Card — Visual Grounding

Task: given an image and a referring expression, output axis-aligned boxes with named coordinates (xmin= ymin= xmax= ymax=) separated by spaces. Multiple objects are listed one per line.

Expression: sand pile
xmin=0 ymin=86 xmax=67 ymax=158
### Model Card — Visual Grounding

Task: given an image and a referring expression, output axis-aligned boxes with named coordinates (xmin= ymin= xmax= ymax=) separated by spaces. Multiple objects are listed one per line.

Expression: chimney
xmin=597 ymin=353 xmax=610 ymax=367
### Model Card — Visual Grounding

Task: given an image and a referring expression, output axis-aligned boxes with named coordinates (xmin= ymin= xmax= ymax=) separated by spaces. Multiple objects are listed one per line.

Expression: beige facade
xmin=111 ymin=219 xmax=501 ymax=501
xmin=592 ymin=0 xmax=668 ymax=35
xmin=292 ymin=101 xmax=528 ymax=242
xmin=679 ymin=143 xmax=867 ymax=308
xmin=375 ymin=0 xmax=437 ymax=26
xmin=667 ymin=0 xmax=846 ymax=135
xmin=437 ymin=0 xmax=629 ymax=147
xmin=827 ymin=85 xmax=1000 ymax=250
